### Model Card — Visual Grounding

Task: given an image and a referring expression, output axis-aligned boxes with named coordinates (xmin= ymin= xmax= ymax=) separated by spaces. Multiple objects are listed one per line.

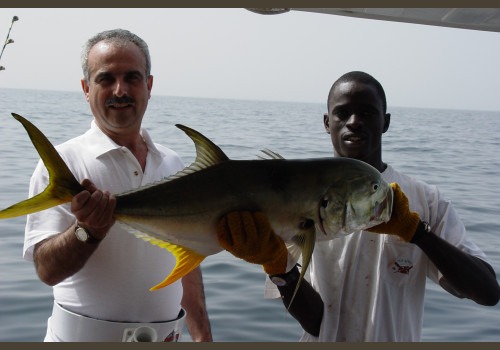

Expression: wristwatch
xmin=411 ymin=220 xmax=431 ymax=244
xmin=75 ymin=222 xmax=101 ymax=244
xmin=269 ymin=264 xmax=300 ymax=287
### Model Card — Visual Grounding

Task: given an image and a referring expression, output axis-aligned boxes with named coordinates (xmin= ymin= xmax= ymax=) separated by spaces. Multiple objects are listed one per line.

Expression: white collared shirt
xmin=24 ymin=120 xmax=185 ymax=322
xmin=266 ymin=164 xmax=487 ymax=342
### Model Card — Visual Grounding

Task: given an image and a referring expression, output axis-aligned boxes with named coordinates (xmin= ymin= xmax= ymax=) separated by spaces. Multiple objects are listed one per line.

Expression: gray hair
xmin=81 ymin=28 xmax=151 ymax=82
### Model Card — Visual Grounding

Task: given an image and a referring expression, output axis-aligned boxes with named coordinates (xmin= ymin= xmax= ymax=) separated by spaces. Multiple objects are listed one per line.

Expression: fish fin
xmin=175 ymin=124 xmax=229 ymax=169
xmin=288 ymin=228 xmax=316 ymax=308
xmin=132 ymin=232 xmax=206 ymax=291
xmin=258 ymin=149 xmax=285 ymax=160
xmin=0 ymin=114 xmax=83 ymax=219
xmin=285 ymin=242 xmax=302 ymax=265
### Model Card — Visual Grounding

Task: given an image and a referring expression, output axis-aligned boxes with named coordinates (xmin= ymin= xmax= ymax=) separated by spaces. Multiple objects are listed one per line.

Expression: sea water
xmin=0 ymin=88 xmax=499 ymax=341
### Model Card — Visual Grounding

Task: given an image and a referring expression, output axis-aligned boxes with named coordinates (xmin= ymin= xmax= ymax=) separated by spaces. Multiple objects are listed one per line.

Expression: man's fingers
xmin=71 ymin=190 xmax=91 ymax=212
xmin=81 ymin=178 xmax=98 ymax=193
xmin=217 ymin=215 xmax=234 ymax=247
xmin=71 ymin=179 xmax=100 ymax=213
xmin=72 ymin=189 xmax=104 ymax=221
xmin=91 ymin=191 xmax=115 ymax=227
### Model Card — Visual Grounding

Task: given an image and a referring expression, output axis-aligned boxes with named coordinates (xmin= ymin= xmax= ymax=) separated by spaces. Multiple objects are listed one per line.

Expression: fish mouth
xmin=370 ymin=186 xmax=393 ymax=223
xmin=317 ymin=201 xmax=329 ymax=237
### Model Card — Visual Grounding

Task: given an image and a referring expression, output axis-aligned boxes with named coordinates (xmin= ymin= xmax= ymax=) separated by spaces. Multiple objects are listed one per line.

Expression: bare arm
xmin=273 ymin=265 xmax=324 ymax=337
xmin=368 ymin=183 xmax=500 ymax=306
xmin=217 ymin=212 xmax=323 ymax=337
xmin=180 ymin=266 xmax=213 ymax=342
xmin=412 ymin=228 xmax=500 ymax=306
xmin=33 ymin=179 xmax=116 ymax=286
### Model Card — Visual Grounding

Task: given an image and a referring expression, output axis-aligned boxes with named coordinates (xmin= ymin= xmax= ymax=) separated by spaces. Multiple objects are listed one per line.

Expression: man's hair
xmin=81 ymin=28 xmax=151 ymax=82
xmin=327 ymin=71 xmax=387 ymax=114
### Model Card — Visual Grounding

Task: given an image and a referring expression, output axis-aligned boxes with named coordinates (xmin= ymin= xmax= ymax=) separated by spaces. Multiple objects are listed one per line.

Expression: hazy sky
xmin=1 ymin=8 xmax=499 ymax=111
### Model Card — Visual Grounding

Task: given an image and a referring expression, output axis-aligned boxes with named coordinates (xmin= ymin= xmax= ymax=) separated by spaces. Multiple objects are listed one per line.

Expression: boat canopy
xmin=246 ymin=8 xmax=500 ymax=33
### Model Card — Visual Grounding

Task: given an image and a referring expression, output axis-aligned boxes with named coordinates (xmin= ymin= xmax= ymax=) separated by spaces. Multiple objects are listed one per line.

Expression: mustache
xmin=105 ymin=96 xmax=136 ymax=106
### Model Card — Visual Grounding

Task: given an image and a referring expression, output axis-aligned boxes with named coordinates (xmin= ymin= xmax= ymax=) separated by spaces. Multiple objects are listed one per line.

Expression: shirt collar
xmin=381 ymin=163 xmax=395 ymax=182
xmin=86 ymin=120 xmax=162 ymax=159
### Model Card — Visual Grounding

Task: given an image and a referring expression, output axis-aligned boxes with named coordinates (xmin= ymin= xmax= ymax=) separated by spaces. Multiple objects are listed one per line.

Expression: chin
xmin=339 ymin=149 xmax=366 ymax=160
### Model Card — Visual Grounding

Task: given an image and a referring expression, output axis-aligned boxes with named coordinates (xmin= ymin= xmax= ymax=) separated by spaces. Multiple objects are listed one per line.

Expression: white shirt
xmin=266 ymin=164 xmax=487 ymax=342
xmin=23 ymin=121 xmax=185 ymax=323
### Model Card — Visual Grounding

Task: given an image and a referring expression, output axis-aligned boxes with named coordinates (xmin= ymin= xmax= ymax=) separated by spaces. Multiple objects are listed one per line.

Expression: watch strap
xmin=410 ymin=220 xmax=431 ymax=244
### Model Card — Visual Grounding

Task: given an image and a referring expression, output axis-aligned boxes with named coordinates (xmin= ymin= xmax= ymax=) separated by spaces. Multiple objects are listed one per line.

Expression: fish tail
xmin=0 ymin=113 xmax=83 ymax=219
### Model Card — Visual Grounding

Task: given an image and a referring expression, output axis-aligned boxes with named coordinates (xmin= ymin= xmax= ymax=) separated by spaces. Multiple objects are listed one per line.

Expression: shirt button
xmin=134 ymin=171 xmax=139 ymax=176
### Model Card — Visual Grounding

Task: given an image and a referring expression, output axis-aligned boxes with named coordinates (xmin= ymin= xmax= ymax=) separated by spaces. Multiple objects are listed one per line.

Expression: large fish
xmin=0 ymin=113 xmax=393 ymax=302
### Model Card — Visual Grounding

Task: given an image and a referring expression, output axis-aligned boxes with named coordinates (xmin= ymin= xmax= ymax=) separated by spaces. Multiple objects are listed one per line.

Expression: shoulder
xmin=55 ymin=133 xmax=88 ymax=154
xmin=31 ymin=132 xmax=89 ymax=176
xmin=154 ymin=143 xmax=182 ymax=160
xmin=383 ymin=164 xmax=451 ymax=220
xmin=383 ymin=164 xmax=439 ymax=198
xmin=153 ymin=143 xmax=185 ymax=169
xmin=140 ymin=128 xmax=185 ymax=168
xmin=54 ymin=133 xmax=100 ymax=170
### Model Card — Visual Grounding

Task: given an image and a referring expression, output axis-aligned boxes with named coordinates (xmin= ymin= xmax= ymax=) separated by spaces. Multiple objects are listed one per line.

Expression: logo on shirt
xmin=392 ymin=258 xmax=413 ymax=275
xmin=164 ymin=330 xmax=180 ymax=342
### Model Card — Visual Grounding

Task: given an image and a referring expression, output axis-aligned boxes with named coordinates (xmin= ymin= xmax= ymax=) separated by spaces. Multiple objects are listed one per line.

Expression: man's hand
xmin=217 ymin=211 xmax=288 ymax=275
xmin=71 ymin=179 xmax=116 ymax=240
xmin=366 ymin=183 xmax=420 ymax=242
xmin=34 ymin=179 xmax=116 ymax=285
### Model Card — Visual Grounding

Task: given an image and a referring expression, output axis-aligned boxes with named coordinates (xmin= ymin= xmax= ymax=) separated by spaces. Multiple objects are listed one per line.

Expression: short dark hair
xmin=327 ymin=71 xmax=387 ymax=114
xmin=81 ymin=28 xmax=151 ymax=82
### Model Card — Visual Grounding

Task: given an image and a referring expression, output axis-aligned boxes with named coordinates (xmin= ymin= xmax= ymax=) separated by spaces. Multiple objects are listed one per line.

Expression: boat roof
xmin=246 ymin=8 xmax=500 ymax=33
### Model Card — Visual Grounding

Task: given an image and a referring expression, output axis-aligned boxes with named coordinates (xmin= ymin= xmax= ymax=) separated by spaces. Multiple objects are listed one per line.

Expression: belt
xmin=46 ymin=301 xmax=185 ymax=342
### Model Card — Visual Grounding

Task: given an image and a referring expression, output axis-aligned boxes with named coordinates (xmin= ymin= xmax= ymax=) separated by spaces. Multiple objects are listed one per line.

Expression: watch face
xmin=75 ymin=227 xmax=89 ymax=242
xmin=270 ymin=276 xmax=287 ymax=287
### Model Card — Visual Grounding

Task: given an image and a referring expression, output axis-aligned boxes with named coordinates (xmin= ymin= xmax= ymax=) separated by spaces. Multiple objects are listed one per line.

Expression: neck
xmin=372 ymin=161 xmax=387 ymax=173
xmin=124 ymin=134 xmax=148 ymax=172
xmin=100 ymin=126 xmax=148 ymax=172
xmin=333 ymin=152 xmax=386 ymax=173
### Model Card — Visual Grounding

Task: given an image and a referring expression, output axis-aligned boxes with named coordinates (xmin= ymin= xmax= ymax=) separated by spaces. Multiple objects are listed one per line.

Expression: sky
xmin=1 ymin=8 xmax=500 ymax=111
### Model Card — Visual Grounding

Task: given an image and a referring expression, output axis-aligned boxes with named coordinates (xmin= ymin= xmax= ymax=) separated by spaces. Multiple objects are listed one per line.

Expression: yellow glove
xmin=366 ymin=183 xmax=420 ymax=242
xmin=217 ymin=211 xmax=288 ymax=275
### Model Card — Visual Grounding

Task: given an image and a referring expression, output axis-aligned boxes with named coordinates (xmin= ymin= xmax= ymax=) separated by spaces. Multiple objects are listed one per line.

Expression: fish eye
xmin=298 ymin=219 xmax=314 ymax=230
xmin=321 ymin=197 xmax=330 ymax=208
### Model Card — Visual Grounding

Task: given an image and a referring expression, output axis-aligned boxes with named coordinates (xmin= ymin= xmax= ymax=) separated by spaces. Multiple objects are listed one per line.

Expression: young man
xmin=23 ymin=29 xmax=212 ymax=342
xmin=217 ymin=71 xmax=500 ymax=341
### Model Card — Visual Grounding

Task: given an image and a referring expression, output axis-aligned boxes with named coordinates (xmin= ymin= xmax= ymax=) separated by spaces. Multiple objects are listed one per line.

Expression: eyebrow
xmin=331 ymin=103 xmax=380 ymax=114
xmin=93 ymin=70 xmax=144 ymax=81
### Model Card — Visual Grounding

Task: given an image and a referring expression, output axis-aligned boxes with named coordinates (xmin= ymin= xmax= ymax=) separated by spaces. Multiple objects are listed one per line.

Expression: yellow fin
xmin=133 ymin=232 xmax=206 ymax=291
xmin=0 ymin=114 xmax=83 ymax=219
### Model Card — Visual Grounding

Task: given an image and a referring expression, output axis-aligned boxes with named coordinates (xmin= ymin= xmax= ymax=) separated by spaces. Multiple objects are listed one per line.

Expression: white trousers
xmin=44 ymin=301 xmax=185 ymax=342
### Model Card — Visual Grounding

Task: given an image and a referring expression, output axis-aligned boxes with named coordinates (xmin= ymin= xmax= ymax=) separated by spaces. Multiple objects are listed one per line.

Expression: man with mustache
xmin=23 ymin=29 xmax=212 ymax=342
xmin=217 ymin=71 xmax=500 ymax=341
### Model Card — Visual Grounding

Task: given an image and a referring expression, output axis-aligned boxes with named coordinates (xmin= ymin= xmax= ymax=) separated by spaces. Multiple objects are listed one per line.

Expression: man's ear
xmin=324 ymin=114 xmax=331 ymax=134
xmin=81 ymin=79 xmax=90 ymax=102
xmin=147 ymin=75 xmax=153 ymax=99
xmin=383 ymin=113 xmax=391 ymax=133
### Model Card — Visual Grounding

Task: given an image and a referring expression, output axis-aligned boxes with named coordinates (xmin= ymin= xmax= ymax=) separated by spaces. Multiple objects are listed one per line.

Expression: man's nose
xmin=346 ymin=113 xmax=363 ymax=128
xmin=113 ymin=79 xmax=128 ymax=97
